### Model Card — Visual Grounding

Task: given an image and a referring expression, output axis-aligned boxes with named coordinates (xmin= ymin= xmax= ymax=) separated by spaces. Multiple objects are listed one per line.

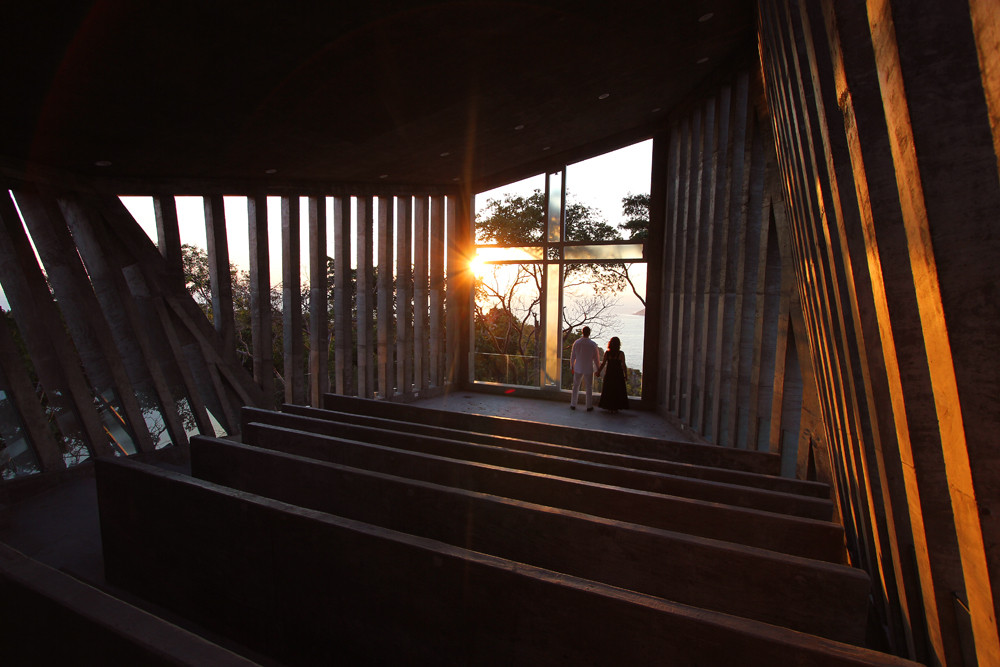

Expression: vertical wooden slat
xmin=204 ymin=195 xmax=236 ymax=359
xmin=247 ymin=194 xmax=275 ymax=407
xmin=691 ymin=96 xmax=717 ymax=432
xmin=356 ymin=196 xmax=375 ymax=397
xmin=703 ymin=82 xmax=734 ymax=442
xmin=396 ymin=196 xmax=413 ymax=396
xmin=445 ymin=195 xmax=472 ymax=387
xmin=716 ymin=75 xmax=753 ymax=447
xmin=332 ymin=196 xmax=352 ymax=397
xmin=658 ymin=123 xmax=682 ymax=413
xmin=428 ymin=195 xmax=445 ymax=387
xmin=281 ymin=195 xmax=305 ymax=405
xmin=412 ymin=196 xmax=430 ymax=393
xmin=670 ymin=117 xmax=693 ymax=415
xmin=678 ymin=110 xmax=703 ymax=423
xmin=376 ymin=195 xmax=395 ymax=399
xmin=307 ymin=196 xmax=329 ymax=406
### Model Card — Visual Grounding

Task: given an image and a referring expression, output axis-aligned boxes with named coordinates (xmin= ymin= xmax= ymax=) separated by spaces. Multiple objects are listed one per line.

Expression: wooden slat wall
xmin=758 ymin=1 xmax=1000 ymax=664
xmin=0 ymin=185 xmax=459 ymax=480
xmin=654 ymin=71 xmax=800 ymax=460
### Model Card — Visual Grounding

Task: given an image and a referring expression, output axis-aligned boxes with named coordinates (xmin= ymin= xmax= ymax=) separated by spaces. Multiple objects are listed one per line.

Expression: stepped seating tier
xmin=322 ymin=394 xmax=784 ymax=475
xmin=97 ymin=457 xmax=917 ymax=666
xmin=241 ymin=419 xmax=845 ymax=561
xmin=191 ymin=435 xmax=869 ymax=643
xmin=87 ymin=397 xmax=921 ymax=666
xmin=280 ymin=404 xmax=831 ymax=498
xmin=255 ymin=407 xmax=834 ymax=519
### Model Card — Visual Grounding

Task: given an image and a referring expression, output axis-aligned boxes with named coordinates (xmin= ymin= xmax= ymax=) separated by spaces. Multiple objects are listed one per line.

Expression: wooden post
xmin=153 ymin=194 xmax=183 ymax=284
xmin=376 ymin=195 xmax=394 ymax=399
xmin=247 ymin=194 xmax=275 ymax=407
xmin=281 ymin=195 xmax=305 ymax=405
xmin=356 ymin=197 xmax=375 ymax=398
xmin=396 ymin=196 xmax=413 ymax=396
xmin=429 ymin=195 xmax=445 ymax=387
xmin=332 ymin=196 xmax=352 ymax=396
xmin=308 ymin=196 xmax=329 ymax=406
xmin=412 ymin=196 xmax=430 ymax=393
xmin=204 ymin=195 xmax=236 ymax=359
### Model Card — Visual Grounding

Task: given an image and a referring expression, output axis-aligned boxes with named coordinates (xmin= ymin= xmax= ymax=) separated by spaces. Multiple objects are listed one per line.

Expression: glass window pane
xmin=564 ymin=140 xmax=652 ymax=243
xmin=563 ymin=243 xmax=645 ymax=261
xmin=474 ymin=246 xmax=545 ymax=262
xmin=472 ymin=263 xmax=541 ymax=387
xmin=546 ymin=172 xmax=563 ymax=243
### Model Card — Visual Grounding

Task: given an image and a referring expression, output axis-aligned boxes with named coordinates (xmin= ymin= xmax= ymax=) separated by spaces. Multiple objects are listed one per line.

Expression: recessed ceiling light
xmin=699 ymin=13 xmax=714 ymax=22
xmin=696 ymin=57 xmax=710 ymax=64
xmin=598 ymin=93 xmax=610 ymax=100
xmin=264 ymin=168 xmax=278 ymax=174
xmin=94 ymin=160 xmax=112 ymax=167
xmin=542 ymin=146 xmax=551 ymax=151
xmin=440 ymin=151 xmax=450 ymax=157
xmin=651 ymin=107 xmax=662 ymax=113
xmin=379 ymin=174 xmax=389 ymax=179
xmin=514 ymin=124 xmax=525 ymax=131
xmin=452 ymin=177 xmax=460 ymax=182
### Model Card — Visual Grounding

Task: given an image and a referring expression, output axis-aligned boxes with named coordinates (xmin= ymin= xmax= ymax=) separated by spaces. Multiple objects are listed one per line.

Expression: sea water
xmin=597 ymin=313 xmax=645 ymax=371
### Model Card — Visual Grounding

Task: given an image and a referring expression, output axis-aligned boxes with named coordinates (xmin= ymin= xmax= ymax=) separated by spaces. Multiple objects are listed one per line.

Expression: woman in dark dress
xmin=597 ymin=337 xmax=629 ymax=413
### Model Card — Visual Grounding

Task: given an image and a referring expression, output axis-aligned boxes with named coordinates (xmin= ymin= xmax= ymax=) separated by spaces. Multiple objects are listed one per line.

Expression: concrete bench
xmin=242 ymin=421 xmax=846 ymax=562
xmin=0 ymin=542 xmax=259 ymax=666
xmin=245 ymin=408 xmax=832 ymax=520
xmin=191 ymin=435 xmax=870 ymax=644
xmin=322 ymin=393 xmax=783 ymax=475
xmin=280 ymin=404 xmax=830 ymax=499
xmin=95 ymin=457 xmax=919 ymax=667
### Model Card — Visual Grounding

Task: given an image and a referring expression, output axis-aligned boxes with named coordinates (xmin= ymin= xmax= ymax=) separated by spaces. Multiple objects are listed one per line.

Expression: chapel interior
xmin=0 ymin=2 xmax=998 ymax=665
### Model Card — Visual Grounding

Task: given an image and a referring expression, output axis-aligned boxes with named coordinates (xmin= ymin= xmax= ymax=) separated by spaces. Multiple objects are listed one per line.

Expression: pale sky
xmin=0 ymin=139 xmax=651 ymax=311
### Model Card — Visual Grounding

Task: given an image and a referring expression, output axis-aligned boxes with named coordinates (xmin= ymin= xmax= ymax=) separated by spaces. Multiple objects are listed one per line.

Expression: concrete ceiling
xmin=1 ymin=1 xmax=755 ymax=190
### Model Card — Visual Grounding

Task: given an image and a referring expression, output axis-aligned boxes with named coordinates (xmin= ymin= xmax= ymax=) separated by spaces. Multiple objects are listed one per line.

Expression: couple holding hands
xmin=569 ymin=326 xmax=629 ymax=413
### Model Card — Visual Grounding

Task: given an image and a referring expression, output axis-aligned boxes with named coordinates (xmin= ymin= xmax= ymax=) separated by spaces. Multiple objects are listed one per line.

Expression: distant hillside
xmin=633 ymin=308 xmax=645 ymax=316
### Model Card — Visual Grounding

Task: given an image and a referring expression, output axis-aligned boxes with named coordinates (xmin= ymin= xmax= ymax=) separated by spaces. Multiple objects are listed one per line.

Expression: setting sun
xmin=468 ymin=253 xmax=488 ymax=279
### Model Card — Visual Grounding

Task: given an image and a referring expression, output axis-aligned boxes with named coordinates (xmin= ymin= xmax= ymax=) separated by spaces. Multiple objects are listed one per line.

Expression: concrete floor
xmin=0 ymin=391 xmax=699 ymax=587
xmin=409 ymin=390 xmax=701 ymax=442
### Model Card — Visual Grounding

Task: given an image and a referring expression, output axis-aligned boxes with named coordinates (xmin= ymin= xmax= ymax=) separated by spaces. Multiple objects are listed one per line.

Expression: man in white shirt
xmin=569 ymin=326 xmax=601 ymax=411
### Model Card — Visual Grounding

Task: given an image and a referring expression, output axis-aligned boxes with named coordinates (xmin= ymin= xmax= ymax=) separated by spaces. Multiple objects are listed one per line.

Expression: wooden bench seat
xmin=279 ymin=404 xmax=830 ymax=499
xmin=241 ymin=421 xmax=847 ymax=562
xmin=0 ymin=542 xmax=258 ymax=666
xmin=191 ymin=435 xmax=870 ymax=644
xmin=245 ymin=408 xmax=832 ymax=520
xmin=95 ymin=457 xmax=919 ymax=667
xmin=322 ymin=394 xmax=783 ymax=475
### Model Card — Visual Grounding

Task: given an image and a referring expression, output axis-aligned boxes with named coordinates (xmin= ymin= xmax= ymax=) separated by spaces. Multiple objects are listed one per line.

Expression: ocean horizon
xmin=596 ymin=312 xmax=645 ymax=371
